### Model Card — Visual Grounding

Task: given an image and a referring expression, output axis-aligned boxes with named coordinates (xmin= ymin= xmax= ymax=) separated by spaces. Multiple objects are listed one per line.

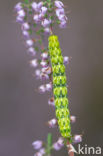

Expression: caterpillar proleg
xmin=48 ymin=35 xmax=71 ymax=139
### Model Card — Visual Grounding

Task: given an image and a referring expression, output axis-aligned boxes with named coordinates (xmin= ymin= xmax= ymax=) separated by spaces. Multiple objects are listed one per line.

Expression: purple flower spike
xmin=40 ymin=6 xmax=47 ymax=15
xmin=73 ymin=135 xmax=82 ymax=143
xmin=27 ymin=47 xmax=36 ymax=56
xmin=32 ymin=140 xmax=43 ymax=150
xmin=48 ymin=118 xmax=57 ymax=128
xmin=30 ymin=59 xmax=38 ymax=68
xmin=22 ymin=22 xmax=30 ymax=30
xmin=39 ymin=85 xmax=46 ymax=93
xmin=41 ymin=19 xmax=51 ymax=27
xmin=53 ymin=137 xmax=64 ymax=151
xmin=48 ymin=98 xmax=55 ymax=106
xmin=45 ymin=83 xmax=52 ymax=91
xmin=70 ymin=116 xmax=76 ymax=123
xmin=14 ymin=2 xmax=22 ymax=12
xmin=26 ymin=39 xmax=34 ymax=47
xmin=55 ymin=1 xmax=64 ymax=9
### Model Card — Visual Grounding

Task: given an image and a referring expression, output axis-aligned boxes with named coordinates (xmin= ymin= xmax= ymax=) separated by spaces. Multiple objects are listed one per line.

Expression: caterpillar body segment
xmin=48 ymin=35 xmax=71 ymax=139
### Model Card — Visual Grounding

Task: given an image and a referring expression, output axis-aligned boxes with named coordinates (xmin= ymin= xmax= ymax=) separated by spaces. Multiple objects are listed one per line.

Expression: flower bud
xmin=40 ymin=6 xmax=47 ymax=15
xmin=22 ymin=30 xmax=30 ymax=38
xmin=48 ymin=118 xmax=57 ymax=128
xmin=73 ymin=135 xmax=82 ymax=143
xmin=40 ymin=73 xmax=49 ymax=81
xmin=32 ymin=140 xmax=43 ymax=150
xmin=41 ymin=52 xmax=48 ymax=60
xmin=45 ymin=83 xmax=52 ymax=91
xmin=70 ymin=116 xmax=76 ymax=123
xmin=31 ymin=2 xmax=38 ymax=12
xmin=30 ymin=59 xmax=38 ymax=68
xmin=41 ymin=19 xmax=51 ymax=27
xmin=63 ymin=56 xmax=69 ymax=65
xmin=38 ymin=85 xmax=46 ymax=93
xmin=34 ymin=152 xmax=42 ymax=156
xmin=22 ymin=22 xmax=30 ymax=30
xmin=26 ymin=39 xmax=34 ymax=47
xmin=55 ymin=1 xmax=64 ymax=9
xmin=59 ymin=21 xmax=67 ymax=28
xmin=16 ymin=16 xmax=24 ymax=23
xmin=35 ymin=69 xmax=41 ymax=78
xmin=17 ymin=9 xmax=25 ymax=18
xmin=33 ymin=14 xmax=40 ymax=23
xmin=14 ymin=2 xmax=22 ymax=12
xmin=37 ymin=2 xmax=43 ymax=10
xmin=41 ymin=67 xmax=52 ymax=75
xmin=39 ymin=148 xmax=45 ymax=155
xmin=27 ymin=47 xmax=36 ymax=56
xmin=48 ymin=97 xmax=55 ymax=106
xmin=40 ymin=60 xmax=48 ymax=67
xmin=56 ymin=8 xmax=65 ymax=17
xmin=53 ymin=137 xmax=64 ymax=151
xmin=44 ymin=27 xmax=50 ymax=34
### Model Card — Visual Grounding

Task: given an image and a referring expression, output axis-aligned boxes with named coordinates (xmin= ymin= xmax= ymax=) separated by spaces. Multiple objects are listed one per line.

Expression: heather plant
xmin=14 ymin=0 xmax=82 ymax=155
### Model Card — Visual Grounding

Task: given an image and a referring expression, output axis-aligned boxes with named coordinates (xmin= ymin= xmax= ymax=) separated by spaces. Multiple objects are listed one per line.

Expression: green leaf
xmin=24 ymin=0 xmax=29 ymax=4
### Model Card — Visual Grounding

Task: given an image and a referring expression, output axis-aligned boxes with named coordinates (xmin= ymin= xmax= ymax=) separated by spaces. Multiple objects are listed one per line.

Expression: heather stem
xmin=47 ymin=133 xmax=52 ymax=156
xmin=67 ymin=140 xmax=74 ymax=156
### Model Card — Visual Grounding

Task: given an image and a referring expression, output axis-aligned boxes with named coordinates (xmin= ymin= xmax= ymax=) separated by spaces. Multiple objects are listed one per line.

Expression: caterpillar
xmin=48 ymin=35 xmax=71 ymax=140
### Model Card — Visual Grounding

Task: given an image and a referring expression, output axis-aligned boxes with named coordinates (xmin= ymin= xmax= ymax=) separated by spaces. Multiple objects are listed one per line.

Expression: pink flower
xmin=45 ymin=83 xmax=52 ymax=91
xmin=48 ymin=98 xmax=55 ymax=106
xmin=53 ymin=137 xmax=64 ymax=151
xmin=33 ymin=14 xmax=40 ymax=23
xmin=22 ymin=22 xmax=30 ymax=30
xmin=40 ymin=6 xmax=47 ymax=15
xmin=26 ymin=39 xmax=34 ymax=47
xmin=14 ymin=2 xmax=22 ymax=12
xmin=56 ymin=8 xmax=65 ymax=17
xmin=22 ymin=30 xmax=30 ymax=38
xmin=63 ymin=56 xmax=69 ymax=65
xmin=30 ymin=59 xmax=38 ymax=68
xmin=41 ymin=19 xmax=51 ymax=27
xmin=32 ymin=140 xmax=43 ymax=150
xmin=41 ymin=52 xmax=48 ymax=60
xmin=48 ymin=118 xmax=57 ymax=128
xmin=38 ymin=85 xmax=46 ymax=93
xmin=70 ymin=116 xmax=76 ymax=123
xmin=73 ymin=135 xmax=82 ymax=143
xmin=17 ymin=9 xmax=25 ymax=18
xmin=32 ymin=2 xmax=38 ymax=12
xmin=27 ymin=47 xmax=36 ymax=56
xmin=55 ymin=1 xmax=64 ymax=9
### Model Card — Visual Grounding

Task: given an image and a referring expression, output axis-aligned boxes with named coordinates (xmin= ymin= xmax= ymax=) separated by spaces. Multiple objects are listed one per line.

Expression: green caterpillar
xmin=48 ymin=35 xmax=71 ymax=139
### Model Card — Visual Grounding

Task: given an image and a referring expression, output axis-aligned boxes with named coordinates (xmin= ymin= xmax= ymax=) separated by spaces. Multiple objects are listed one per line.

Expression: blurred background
xmin=0 ymin=0 xmax=103 ymax=155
